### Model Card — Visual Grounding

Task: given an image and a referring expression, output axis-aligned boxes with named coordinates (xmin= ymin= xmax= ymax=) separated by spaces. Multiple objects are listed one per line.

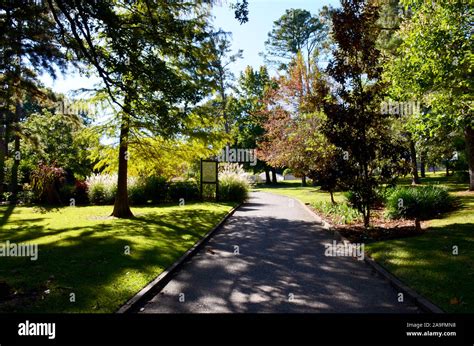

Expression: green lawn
xmin=258 ymin=174 xmax=474 ymax=313
xmin=367 ymin=172 xmax=474 ymax=312
xmin=0 ymin=202 xmax=234 ymax=313
xmin=254 ymin=181 xmax=345 ymax=205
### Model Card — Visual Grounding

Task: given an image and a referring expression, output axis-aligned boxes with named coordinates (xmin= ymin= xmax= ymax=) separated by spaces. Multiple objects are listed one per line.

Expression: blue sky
xmin=40 ymin=0 xmax=340 ymax=95
xmin=212 ymin=0 xmax=339 ymax=77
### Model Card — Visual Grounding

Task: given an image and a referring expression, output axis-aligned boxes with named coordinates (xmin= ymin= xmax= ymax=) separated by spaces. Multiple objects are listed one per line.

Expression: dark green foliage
xmin=454 ymin=171 xmax=470 ymax=183
xmin=21 ymin=111 xmax=97 ymax=180
xmin=58 ymin=184 xmax=75 ymax=204
xmin=168 ymin=181 xmax=200 ymax=203
xmin=17 ymin=190 xmax=35 ymax=205
xmin=128 ymin=178 xmax=200 ymax=206
xmin=87 ymin=176 xmax=200 ymax=206
xmin=264 ymin=8 xmax=328 ymax=69
xmin=142 ymin=176 xmax=168 ymax=204
xmin=346 ymin=186 xmax=392 ymax=208
xmin=128 ymin=182 xmax=148 ymax=206
xmin=312 ymin=201 xmax=361 ymax=225
xmin=88 ymin=183 xmax=116 ymax=206
xmin=0 ymin=0 xmax=69 ymax=200
xmin=218 ymin=176 xmax=249 ymax=203
xmin=231 ymin=0 xmax=249 ymax=24
xmin=386 ymin=186 xmax=456 ymax=221
xmin=322 ymin=0 xmax=407 ymax=227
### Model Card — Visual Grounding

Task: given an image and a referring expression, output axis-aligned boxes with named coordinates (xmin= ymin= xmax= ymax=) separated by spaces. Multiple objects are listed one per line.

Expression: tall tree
xmin=263 ymin=8 xmax=328 ymax=71
xmin=209 ymin=30 xmax=242 ymax=135
xmin=323 ymin=0 xmax=406 ymax=227
xmin=377 ymin=0 xmax=421 ymax=185
xmin=385 ymin=0 xmax=474 ymax=190
xmin=0 ymin=0 xmax=67 ymax=201
xmin=236 ymin=66 xmax=274 ymax=181
xmin=258 ymin=52 xmax=342 ymax=193
xmin=48 ymin=0 xmax=216 ymax=217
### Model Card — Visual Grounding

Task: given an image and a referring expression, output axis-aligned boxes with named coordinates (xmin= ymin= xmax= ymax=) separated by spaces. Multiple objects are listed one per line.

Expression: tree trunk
xmin=414 ymin=218 xmax=421 ymax=232
xmin=271 ymin=167 xmax=277 ymax=184
xmin=362 ymin=159 xmax=371 ymax=228
xmin=10 ymin=22 xmax=22 ymax=203
xmin=445 ymin=161 xmax=450 ymax=177
xmin=330 ymin=190 xmax=335 ymax=205
xmin=363 ymin=207 xmax=370 ymax=228
xmin=264 ymin=166 xmax=271 ymax=185
xmin=409 ymin=139 xmax=420 ymax=184
xmin=0 ymin=113 xmax=5 ymax=198
xmin=465 ymin=126 xmax=474 ymax=191
xmin=301 ymin=174 xmax=307 ymax=187
xmin=420 ymin=150 xmax=426 ymax=178
xmin=9 ymin=127 xmax=20 ymax=202
xmin=111 ymin=110 xmax=133 ymax=218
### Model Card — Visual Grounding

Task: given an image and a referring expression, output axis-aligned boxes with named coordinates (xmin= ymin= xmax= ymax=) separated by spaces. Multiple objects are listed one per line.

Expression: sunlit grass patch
xmin=254 ymin=181 xmax=345 ymax=205
xmin=0 ymin=202 xmax=234 ymax=313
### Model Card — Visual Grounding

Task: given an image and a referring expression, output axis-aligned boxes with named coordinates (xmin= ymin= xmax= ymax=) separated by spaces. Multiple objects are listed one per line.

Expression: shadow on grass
xmin=0 ymin=204 xmax=16 ymax=228
xmin=367 ymin=221 xmax=474 ymax=313
xmin=398 ymin=173 xmax=470 ymax=193
xmin=0 ymin=204 xmax=232 ymax=313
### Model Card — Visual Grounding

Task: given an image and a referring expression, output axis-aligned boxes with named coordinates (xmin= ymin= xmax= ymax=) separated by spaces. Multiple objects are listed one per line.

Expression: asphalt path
xmin=139 ymin=191 xmax=419 ymax=313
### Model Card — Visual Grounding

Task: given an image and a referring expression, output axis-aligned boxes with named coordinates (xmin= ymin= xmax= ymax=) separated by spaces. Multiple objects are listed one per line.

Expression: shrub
xmin=58 ymin=184 xmax=75 ymax=204
xmin=218 ymin=173 xmax=249 ymax=203
xmin=312 ymin=201 xmax=361 ymax=225
xmin=73 ymin=180 xmax=89 ymax=205
xmin=17 ymin=190 xmax=35 ymax=205
xmin=86 ymin=174 xmax=199 ymax=205
xmin=143 ymin=176 xmax=168 ymax=203
xmin=86 ymin=174 xmax=117 ymax=205
xmin=374 ymin=186 xmax=393 ymax=206
xmin=169 ymin=181 xmax=200 ymax=202
xmin=453 ymin=171 xmax=470 ymax=183
xmin=88 ymin=183 xmax=107 ymax=205
xmin=202 ymin=184 xmax=217 ymax=200
xmin=214 ymin=163 xmax=250 ymax=202
xmin=128 ymin=177 xmax=148 ymax=205
xmin=386 ymin=185 xmax=456 ymax=230
xmin=346 ymin=186 xmax=390 ymax=208
xmin=30 ymin=163 xmax=66 ymax=204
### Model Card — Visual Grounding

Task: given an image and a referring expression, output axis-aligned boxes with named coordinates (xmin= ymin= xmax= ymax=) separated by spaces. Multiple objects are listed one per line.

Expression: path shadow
xmin=142 ymin=193 xmax=419 ymax=314
xmin=0 ymin=204 xmax=232 ymax=313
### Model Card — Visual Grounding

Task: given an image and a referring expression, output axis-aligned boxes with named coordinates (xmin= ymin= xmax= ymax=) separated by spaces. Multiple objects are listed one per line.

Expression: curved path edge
xmin=116 ymin=203 xmax=242 ymax=314
xmin=294 ymin=195 xmax=444 ymax=313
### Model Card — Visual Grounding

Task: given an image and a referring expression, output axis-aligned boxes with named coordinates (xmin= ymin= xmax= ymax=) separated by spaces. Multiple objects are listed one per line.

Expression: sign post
xmin=200 ymin=159 xmax=219 ymax=201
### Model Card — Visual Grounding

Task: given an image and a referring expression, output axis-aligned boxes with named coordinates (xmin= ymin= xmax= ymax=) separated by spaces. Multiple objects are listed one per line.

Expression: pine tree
xmin=0 ymin=0 xmax=67 ymax=201
xmin=48 ymin=0 xmax=217 ymax=217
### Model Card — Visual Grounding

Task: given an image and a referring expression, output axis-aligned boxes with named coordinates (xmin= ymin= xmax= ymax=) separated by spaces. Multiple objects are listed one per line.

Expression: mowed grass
xmin=257 ymin=174 xmax=474 ymax=312
xmin=367 ymin=172 xmax=474 ymax=312
xmin=0 ymin=202 xmax=234 ymax=313
xmin=254 ymin=180 xmax=345 ymax=205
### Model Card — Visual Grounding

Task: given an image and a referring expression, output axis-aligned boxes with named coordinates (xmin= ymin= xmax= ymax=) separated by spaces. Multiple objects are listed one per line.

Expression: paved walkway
xmin=140 ymin=191 xmax=419 ymax=313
